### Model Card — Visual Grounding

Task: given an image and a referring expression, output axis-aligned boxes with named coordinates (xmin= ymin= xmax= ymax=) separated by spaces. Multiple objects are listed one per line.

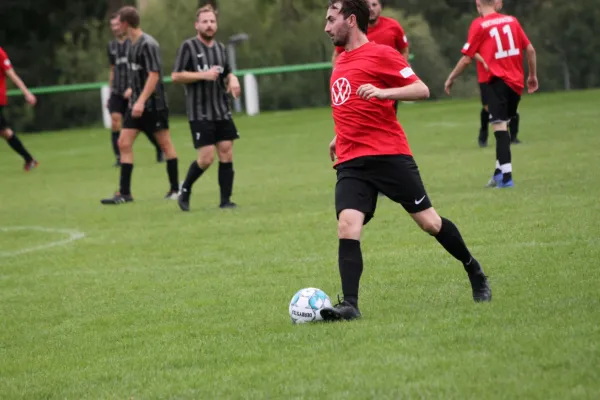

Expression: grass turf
xmin=0 ymin=89 xmax=599 ymax=399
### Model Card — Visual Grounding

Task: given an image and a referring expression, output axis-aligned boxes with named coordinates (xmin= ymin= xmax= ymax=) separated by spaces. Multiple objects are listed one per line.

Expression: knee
xmin=0 ymin=129 xmax=12 ymax=139
xmin=337 ymin=216 xmax=362 ymax=240
xmin=217 ymin=144 xmax=233 ymax=163
xmin=198 ymin=152 xmax=214 ymax=169
xmin=414 ymin=212 xmax=442 ymax=235
xmin=483 ymin=105 xmax=489 ymax=112
xmin=117 ymin=136 xmax=132 ymax=152
xmin=218 ymin=150 xmax=233 ymax=163
xmin=110 ymin=115 xmax=121 ymax=131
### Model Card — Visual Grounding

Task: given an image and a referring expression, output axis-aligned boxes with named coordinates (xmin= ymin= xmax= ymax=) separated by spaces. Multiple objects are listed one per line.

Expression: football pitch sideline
xmin=1 ymin=90 xmax=599 ymax=399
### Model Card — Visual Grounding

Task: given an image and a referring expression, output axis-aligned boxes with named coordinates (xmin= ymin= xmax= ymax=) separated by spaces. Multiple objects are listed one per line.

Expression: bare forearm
xmin=138 ymin=73 xmax=159 ymax=103
xmin=171 ymin=71 xmax=206 ymax=84
xmin=109 ymin=66 xmax=114 ymax=88
xmin=6 ymin=69 xmax=31 ymax=95
xmin=526 ymin=45 xmax=537 ymax=77
xmin=448 ymin=56 xmax=472 ymax=82
xmin=381 ymin=81 xmax=430 ymax=101
xmin=226 ymin=73 xmax=239 ymax=83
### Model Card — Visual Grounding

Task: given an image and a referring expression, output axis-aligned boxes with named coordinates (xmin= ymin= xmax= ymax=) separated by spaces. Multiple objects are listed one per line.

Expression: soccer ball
xmin=288 ymin=287 xmax=332 ymax=324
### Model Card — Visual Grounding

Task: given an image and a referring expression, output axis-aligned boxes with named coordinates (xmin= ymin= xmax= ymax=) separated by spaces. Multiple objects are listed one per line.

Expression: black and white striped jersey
xmin=107 ymin=38 xmax=130 ymax=95
xmin=128 ymin=33 xmax=168 ymax=111
xmin=173 ymin=37 xmax=232 ymax=121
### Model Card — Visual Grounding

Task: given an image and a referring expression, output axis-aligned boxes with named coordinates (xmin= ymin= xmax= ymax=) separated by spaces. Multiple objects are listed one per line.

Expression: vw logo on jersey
xmin=331 ymin=77 xmax=351 ymax=106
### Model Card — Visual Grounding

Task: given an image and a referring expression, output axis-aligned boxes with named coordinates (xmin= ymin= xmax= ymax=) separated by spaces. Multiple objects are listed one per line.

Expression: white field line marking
xmin=0 ymin=226 xmax=85 ymax=258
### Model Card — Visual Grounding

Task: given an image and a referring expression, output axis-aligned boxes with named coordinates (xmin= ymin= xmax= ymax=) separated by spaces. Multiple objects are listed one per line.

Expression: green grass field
xmin=1 ymin=90 xmax=599 ymax=399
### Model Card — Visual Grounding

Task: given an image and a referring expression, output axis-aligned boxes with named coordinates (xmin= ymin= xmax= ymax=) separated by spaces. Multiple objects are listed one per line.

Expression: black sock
xmin=479 ymin=108 xmax=489 ymax=138
xmin=166 ymin=158 xmax=179 ymax=191
xmin=143 ymin=131 xmax=161 ymax=153
xmin=434 ymin=217 xmax=473 ymax=266
xmin=111 ymin=131 xmax=120 ymax=159
xmin=7 ymin=134 xmax=33 ymax=162
xmin=218 ymin=162 xmax=234 ymax=205
xmin=509 ymin=113 xmax=520 ymax=141
xmin=119 ymin=163 xmax=133 ymax=196
xmin=494 ymin=130 xmax=512 ymax=183
xmin=182 ymin=161 xmax=204 ymax=192
xmin=338 ymin=239 xmax=363 ymax=308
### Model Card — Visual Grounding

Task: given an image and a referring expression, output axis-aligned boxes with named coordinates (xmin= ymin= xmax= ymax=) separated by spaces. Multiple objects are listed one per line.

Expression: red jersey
xmin=476 ymin=61 xmax=490 ymax=83
xmin=335 ymin=16 xmax=408 ymax=55
xmin=330 ymin=42 xmax=419 ymax=166
xmin=0 ymin=47 xmax=13 ymax=106
xmin=462 ymin=13 xmax=531 ymax=95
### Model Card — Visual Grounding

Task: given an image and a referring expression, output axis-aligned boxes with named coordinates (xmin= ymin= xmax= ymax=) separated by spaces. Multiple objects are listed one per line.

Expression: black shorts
xmin=0 ymin=106 xmax=9 ymax=130
xmin=479 ymin=82 xmax=490 ymax=106
xmin=108 ymin=93 xmax=129 ymax=115
xmin=189 ymin=119 xmax=240 ymax=149
xmin=123 ymin=108 xmax=169 ymax=135
xmin=335 ymin=155 xmax=433 ymax=225
xmin=487 ymin=77 xmax=521 ymax=124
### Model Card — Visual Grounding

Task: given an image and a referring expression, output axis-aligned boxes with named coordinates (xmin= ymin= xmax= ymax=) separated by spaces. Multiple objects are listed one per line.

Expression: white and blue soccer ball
xmin=288 ymin=287 xmax=333 ymax=324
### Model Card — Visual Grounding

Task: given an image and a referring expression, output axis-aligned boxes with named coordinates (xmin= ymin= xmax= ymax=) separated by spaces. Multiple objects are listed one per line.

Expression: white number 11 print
xmin=490 ymin=25 xmax=520 ymax=59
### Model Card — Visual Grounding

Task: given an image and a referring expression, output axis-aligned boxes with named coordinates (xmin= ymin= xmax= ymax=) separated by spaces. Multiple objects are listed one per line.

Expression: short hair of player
xmin=196 ymin=4 xmax=218 ymax=19
xmin=119 ymin=6 xmax=140 ymax=28
xmin=480 ymin=0 xmax=495 ymax=5
xmin=328 ymin=0 xmax=369 ymax=34
xmin=110 ymin=12 xmax=119 ymax=21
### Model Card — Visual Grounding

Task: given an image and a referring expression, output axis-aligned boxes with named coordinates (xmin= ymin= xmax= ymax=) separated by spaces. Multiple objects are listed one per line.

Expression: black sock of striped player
xmin=509 ymin=113 xmax=520 ymax=141
xmin=166 ymin=158 xmax=179 ymax=192
xmin=495 ymin=130 xmax=512 ymax=183
xmin=480 ymin=108 xmax=489 ymax=137
xmin=7 ymin=134 xmax=33 ymax=162
xmin=111 ymin=131 xmax=120 ymax=159
xmin=119 ymin=163 xmax=133 ymax=196
xmin=434 ymin=217 xmax=473 ymax=267
xmin=338 ymin=239 xmax=363 ymax=308
xmin=218 ymin=162 xmax=234 ymax=205
xmin=182 ymin=161 xmax=204 ymax=192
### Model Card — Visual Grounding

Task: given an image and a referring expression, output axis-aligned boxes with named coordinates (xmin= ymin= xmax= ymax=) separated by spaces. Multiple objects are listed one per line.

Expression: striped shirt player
xmin=172 ymin=5 xmax=242 ymax=212
xmin=107 ymin=38 xmax=130 ymax=115
xmin=127 ymin=33 xmax=168 ymax=116
xmin=173 ymin=37 xmax=233 ymax=122
xmin=101 ymin=6 xmax=179 ymax=205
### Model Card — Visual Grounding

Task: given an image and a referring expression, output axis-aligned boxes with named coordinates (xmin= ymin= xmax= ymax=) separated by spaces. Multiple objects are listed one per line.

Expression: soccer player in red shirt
xmin=320 ymin=0 xmax=491 ymax=322
xmin=331 ymin=0 xmax=409 ymax=65
xmin=331 ymin=0 xmax=409 ymax=115
xmin=445 ymin=0 xmax=538 ymax=188
xmin=0 ymin=47 xmax=39 ymax=171
xmin=474 ymin=0 xmax=521 ymax=148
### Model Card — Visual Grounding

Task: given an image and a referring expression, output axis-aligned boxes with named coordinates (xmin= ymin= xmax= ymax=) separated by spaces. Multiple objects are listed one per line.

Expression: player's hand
xmin=227 ymin=76 xmax=241 ymax=99
xmin=204 ymin=67 xmax=220 ymax=81
xmin=123 ymin=88 xmax=132 ymax=99
xmin=329 ymin=136 xmax=336 ymax=162
xmin=24 ymin=92 xmax=37 ymax=106
xmin=527 ymin=75 xmax=539 ymax=94
xmin=357 ymin=84 xmax=384 ymax=100
xmin=444 ymin=78 xmax=454 ymax=95
xmin=132 ymin=101 xmax=144 ymax=118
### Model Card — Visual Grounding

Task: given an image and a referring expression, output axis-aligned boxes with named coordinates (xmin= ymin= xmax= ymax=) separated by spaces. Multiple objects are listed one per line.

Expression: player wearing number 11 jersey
xmin=445 ymin=0 xmax=538 ymax=188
